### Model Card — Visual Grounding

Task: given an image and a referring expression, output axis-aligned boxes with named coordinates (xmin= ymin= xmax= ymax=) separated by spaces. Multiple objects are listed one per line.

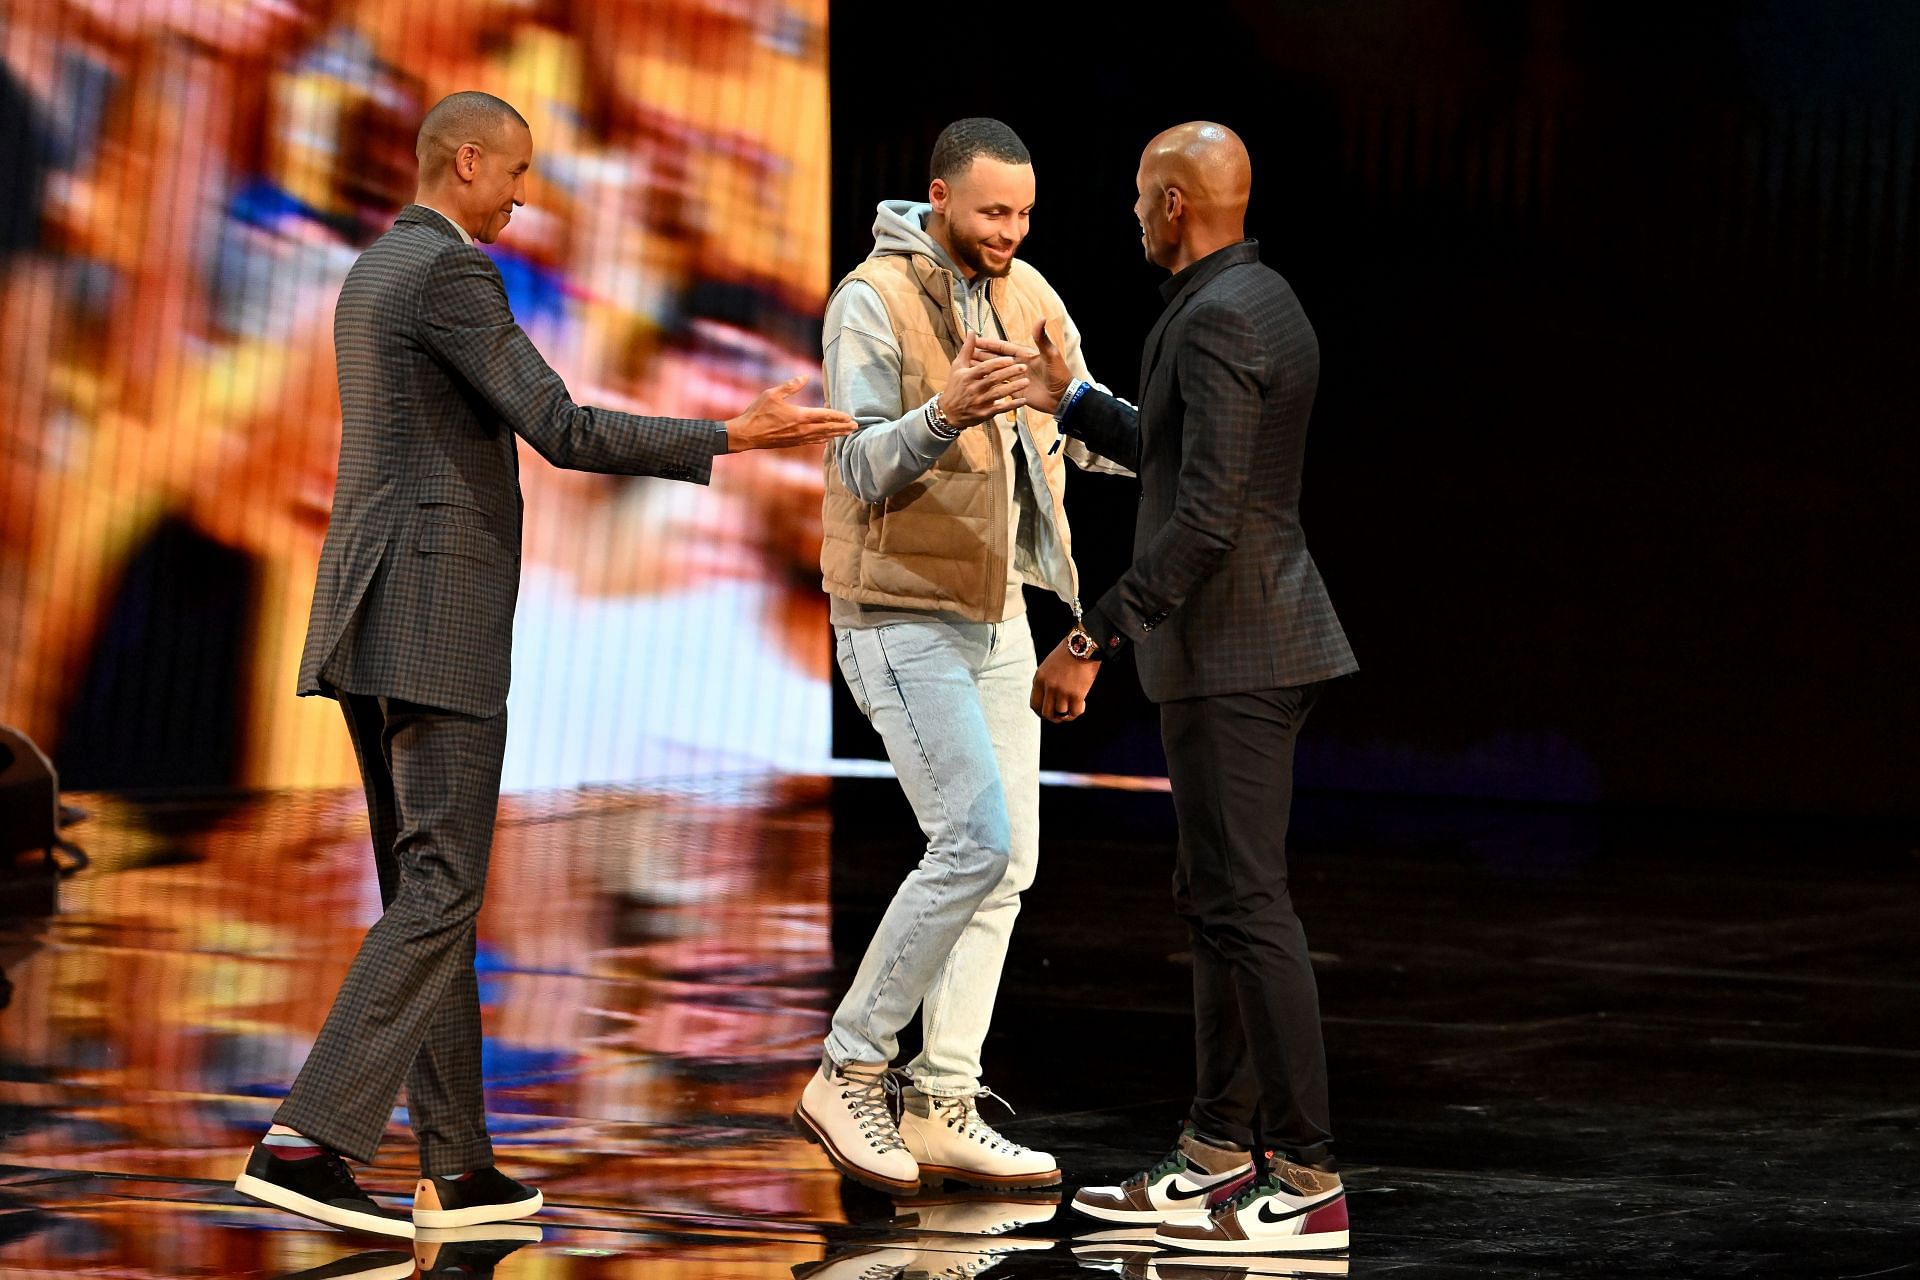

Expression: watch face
xmin=1068 ymin=630 xmax=1095 ymax=658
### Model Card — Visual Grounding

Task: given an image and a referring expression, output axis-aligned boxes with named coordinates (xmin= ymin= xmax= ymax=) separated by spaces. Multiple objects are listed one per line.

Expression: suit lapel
xmin=1141 ymin=283 xmax=1216 ymax=396
xmin=1136 ymin=286 xmax=1210 ymax=458
xmin=1136 ymin=243 xmax=1263 ymax=449
xmin=1137 ymin=301 xmax=1179 ymax=400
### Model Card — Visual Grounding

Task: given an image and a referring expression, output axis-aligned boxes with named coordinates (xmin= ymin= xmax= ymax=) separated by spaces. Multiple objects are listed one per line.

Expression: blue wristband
xmin=1057 ymin=379 xmax=1091 ymax=423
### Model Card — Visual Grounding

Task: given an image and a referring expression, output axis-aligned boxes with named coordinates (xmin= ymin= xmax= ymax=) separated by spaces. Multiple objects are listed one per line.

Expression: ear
xmin=455 ymin=142 xmax=482 ymax=183
xmin=1164 ymin=185 xmax=1184 ymax=220
xmin=929 ymin=176 xmax=949 ymax=212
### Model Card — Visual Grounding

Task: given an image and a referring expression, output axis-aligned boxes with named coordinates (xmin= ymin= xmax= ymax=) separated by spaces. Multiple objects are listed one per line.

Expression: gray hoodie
xmin=823 ymin=200 xmax=1125 ymax=627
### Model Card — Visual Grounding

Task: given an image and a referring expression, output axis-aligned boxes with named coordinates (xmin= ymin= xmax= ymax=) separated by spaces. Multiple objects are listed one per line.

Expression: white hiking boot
xmin=795 ymin=1059 xmax=920 ymax=1193
xmin=897 ymin=1086 xmax=1061 ymax=1190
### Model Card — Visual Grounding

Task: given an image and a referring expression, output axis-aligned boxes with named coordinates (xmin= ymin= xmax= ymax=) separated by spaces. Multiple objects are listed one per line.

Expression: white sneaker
xmin=794 ymin=1060 xmax=920 ymax=1193
xmin=1069 ymin=1227 xmax=1161 ymax=1278
xmin=1153 ymin=1158 xmax=1348 ymax=1255
xmin=1071 ymin=1126 xmax=1255 ymax=1224
xmin=898 ymin=1087 xmax=1061 ymax=1190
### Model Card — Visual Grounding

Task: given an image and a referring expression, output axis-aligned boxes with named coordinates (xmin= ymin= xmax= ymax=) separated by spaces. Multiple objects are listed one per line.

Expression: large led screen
xmin=0 ymin=0 xmax=833 ymax=792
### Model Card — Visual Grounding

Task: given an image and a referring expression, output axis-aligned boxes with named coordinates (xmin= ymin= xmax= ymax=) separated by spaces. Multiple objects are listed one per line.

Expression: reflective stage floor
xmin=1 ymin=778 xmax=1916 ymax=1277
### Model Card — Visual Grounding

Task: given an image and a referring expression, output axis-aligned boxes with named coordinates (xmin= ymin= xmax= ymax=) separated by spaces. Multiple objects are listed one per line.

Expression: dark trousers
xmin=275 ymin=693 xmax=506 ymax=1174
xmin=1161 ymin=681 xmax=1334 ymax=1170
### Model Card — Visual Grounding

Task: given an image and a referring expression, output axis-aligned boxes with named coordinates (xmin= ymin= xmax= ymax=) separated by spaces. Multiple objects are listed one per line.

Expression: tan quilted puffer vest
xmin=820 ymin=252 xmax=1078 ymax=620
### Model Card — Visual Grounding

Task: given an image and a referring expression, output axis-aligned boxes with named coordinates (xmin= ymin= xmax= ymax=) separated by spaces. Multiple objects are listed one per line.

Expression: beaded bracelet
xmin=924 ymin=396 xmax=962 ymax=441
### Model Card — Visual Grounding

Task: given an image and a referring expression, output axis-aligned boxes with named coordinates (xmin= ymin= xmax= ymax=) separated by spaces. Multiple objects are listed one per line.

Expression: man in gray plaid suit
xmin=1024 ymin=124 xmax=1358 ymax=1255
xmin=232 ymin=91 xmax=852 ymax=1239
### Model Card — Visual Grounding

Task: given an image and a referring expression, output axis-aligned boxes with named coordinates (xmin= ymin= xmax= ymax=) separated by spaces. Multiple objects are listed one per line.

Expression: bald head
xmin=415 ymin=91 xmax=528 ymax=178
xmin=413 ymin=92 xmax=533 ymax=245
xmin=1133 ymin=122 xmax=1253 ymax=273
xmin=1143 ymin=122 xmax=1251 ymax=217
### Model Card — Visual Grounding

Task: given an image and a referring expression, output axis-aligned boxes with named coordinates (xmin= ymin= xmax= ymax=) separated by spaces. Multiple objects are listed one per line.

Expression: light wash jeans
xmin=825 ymin=616 xmax=1040 ymax=1098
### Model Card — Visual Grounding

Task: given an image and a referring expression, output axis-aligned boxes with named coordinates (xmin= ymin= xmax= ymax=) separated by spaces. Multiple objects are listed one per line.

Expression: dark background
xmin=827 ymin=0 xmax=1920 ymax=820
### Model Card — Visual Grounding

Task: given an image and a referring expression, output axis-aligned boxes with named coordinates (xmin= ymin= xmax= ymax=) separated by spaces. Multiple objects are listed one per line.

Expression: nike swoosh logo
xmin=1164 ymin=1181 xmax=1212 ymax=1201
xmin=1255 ymin=1192 xmax=1342 ymax=1224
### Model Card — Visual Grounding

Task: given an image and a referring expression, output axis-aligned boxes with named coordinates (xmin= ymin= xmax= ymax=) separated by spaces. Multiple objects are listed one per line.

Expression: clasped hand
xmin=939 ymin=334 xmax=1033 ymax=428
xmin=942 ymin=322 xmax=1079 ymax=428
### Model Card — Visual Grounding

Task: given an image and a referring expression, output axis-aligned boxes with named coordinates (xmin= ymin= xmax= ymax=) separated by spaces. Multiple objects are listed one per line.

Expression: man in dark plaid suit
xmin=232 ymin=91 xmax=852 ymax=1239
xmin=1025 ymin=124 xmax=1358 ymax=1255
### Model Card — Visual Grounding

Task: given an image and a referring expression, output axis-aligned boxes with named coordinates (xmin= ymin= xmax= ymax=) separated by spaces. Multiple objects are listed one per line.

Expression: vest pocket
xmin=875 ymin=470 xmax=991 ymax=555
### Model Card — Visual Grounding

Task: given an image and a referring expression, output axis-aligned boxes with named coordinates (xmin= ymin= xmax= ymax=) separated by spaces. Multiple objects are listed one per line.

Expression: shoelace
xmin=1122 ymin=1131 xmax=1190 ymax=1192
xmin=932 ymin=1089 xmax=1031 ymax=1157
xmin=314 ymin=1152 xmax=369 ymax=1200
xmin=837 ymin=1067 xmax=908 ymax=1155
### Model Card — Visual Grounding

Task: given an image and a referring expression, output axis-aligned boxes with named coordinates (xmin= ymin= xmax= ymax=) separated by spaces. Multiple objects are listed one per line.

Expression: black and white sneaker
xmin=270 ymin=1251 xmax=418 ymax=1280
xmin=411 ymin=1166 xmax=543 ymax=1229
xmin=234 ymin=1143 xmax=414 ymax=1239
xmin=270 ymin=1250 xmax=418 ymax=1280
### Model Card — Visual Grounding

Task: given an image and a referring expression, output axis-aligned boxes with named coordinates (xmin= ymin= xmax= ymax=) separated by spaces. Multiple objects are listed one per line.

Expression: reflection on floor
xmin=2 ymin=778 xmax=1917 ymax=1277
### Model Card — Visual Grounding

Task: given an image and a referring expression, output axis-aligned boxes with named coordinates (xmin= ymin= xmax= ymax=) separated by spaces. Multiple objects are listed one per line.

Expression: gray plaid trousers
xmin=275 ymin=694 xmax=506 ymax=1174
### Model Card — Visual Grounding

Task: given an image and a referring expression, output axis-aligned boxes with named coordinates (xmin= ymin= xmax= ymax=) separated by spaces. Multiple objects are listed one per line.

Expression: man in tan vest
xmin=793 ymin=118 xmax=1124 ymax=1193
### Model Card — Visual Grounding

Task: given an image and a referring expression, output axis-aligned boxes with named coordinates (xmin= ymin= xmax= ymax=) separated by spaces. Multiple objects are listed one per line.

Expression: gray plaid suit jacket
xmin=298 ymin=205 xmax=723 ymax=717
xmin=1065 ymin=240 xmax=1357 ymax=703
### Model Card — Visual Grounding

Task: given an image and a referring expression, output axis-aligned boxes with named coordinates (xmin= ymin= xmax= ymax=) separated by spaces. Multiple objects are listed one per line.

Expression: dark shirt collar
xmin=1159 ymin=238 xmax=1261 ymax=304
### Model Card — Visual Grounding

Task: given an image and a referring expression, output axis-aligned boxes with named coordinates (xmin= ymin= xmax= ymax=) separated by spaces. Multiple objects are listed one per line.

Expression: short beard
xmin=949 ymin=226 xmax=1014 ymax=279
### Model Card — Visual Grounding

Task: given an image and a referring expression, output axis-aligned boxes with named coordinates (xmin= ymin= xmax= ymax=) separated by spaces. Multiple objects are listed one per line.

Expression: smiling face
xmin=930 ymin=157 xmax=1034 ymax=279
xmin=462 ymin=119 xmax=531 ymax=244
xmin=1133 ymin=161 xmax=1177 ymax=269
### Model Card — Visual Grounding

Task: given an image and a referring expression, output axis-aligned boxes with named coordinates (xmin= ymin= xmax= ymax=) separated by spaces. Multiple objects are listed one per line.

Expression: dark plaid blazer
xmin=1066 ymin=240 xmax=1357 ymax=703
xmin=298 ymin=205 xmax=722 ymax=717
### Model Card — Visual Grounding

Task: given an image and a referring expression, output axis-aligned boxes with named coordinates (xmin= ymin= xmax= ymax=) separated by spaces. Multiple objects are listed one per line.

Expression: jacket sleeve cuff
xmin=1081 ymin=602 xmax=1128 ymax=658
xmin=1056 ymin=379 xmax=1093 ymax=425
xmin=668 ymin=420 xmax=718 ymax=484
xmin=899 ymin=397 xmax=958 ymax=462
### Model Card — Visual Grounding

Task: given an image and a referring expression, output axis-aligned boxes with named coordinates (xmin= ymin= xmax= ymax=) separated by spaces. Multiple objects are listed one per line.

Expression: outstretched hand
xmin=724 ymin=376 xmax=856 ymax=452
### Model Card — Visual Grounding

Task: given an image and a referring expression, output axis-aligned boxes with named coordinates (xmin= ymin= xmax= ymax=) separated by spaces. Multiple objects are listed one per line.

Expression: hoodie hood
xmin=870 ymin=199 xmax=962 ymax=274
